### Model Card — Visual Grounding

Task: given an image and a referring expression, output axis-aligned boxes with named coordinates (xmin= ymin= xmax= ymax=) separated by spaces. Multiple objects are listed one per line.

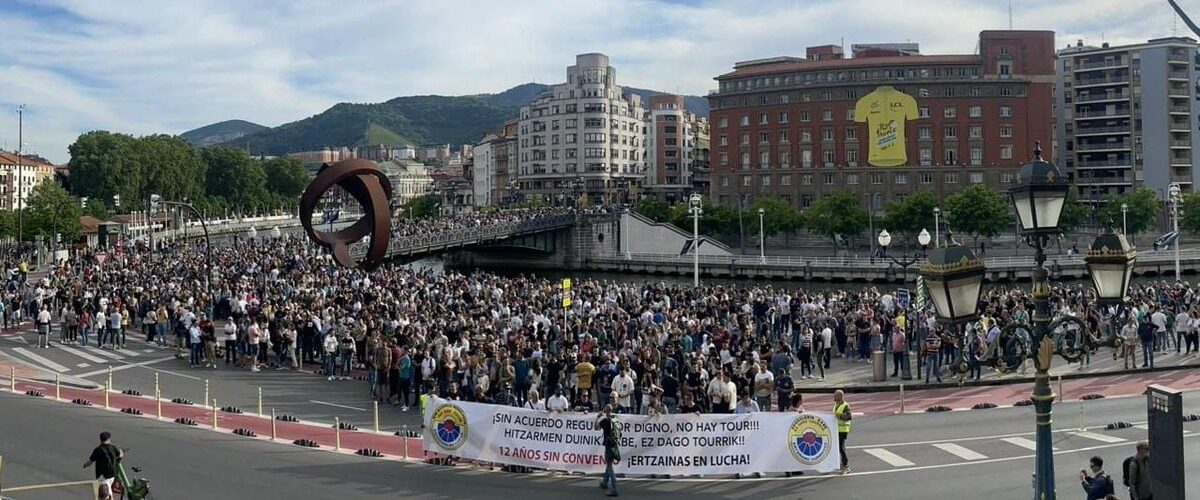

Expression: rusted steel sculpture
xmin=299 ymin=159 xmax=393 ymax=269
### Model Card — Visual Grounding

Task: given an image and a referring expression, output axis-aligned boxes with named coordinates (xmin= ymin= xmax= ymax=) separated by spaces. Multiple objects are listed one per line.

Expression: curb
xmin=803 ymin=360 xmax=1200 ymax=394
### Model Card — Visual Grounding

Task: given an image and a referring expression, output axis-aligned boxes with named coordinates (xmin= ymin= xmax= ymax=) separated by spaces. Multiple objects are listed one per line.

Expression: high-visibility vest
xmin=419 ymin=393 xmax=431 ymax=416
xmin=835 ymin=401 xmax=852 ymax=433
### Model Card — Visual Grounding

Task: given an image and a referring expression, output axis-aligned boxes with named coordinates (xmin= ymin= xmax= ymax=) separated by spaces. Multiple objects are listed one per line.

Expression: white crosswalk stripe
xmin=1073 ymin=431 xmax=1126 ymax=444
xmin=76 ymin=363 xmax=89 ymax=368
xmin=932 ymin=442 xmax=988 ymax=460
xmin=12 ymin=347 xmax=69 ymax=372
xmin=87 ymin=348 xmax=125 ymax=360
xmin=1001 ymin=437 xmax=1056 ymax=451
xmin=863 ymin=448 xmax=915 ymax=467
xmin=58 ymin=346 xmax=107 ymax=364
xmin=1132 ymin=423 xmax=1148 ymax=430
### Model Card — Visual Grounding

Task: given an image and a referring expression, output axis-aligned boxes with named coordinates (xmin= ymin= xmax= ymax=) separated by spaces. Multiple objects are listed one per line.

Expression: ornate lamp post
xmin=689 ymin=193 xmax=702 ymax=287
xmin=878 ymin=228 xmax=931 ymax=282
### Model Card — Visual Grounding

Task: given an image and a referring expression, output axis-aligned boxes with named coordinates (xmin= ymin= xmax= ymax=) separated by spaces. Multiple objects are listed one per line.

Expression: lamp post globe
xmin=1009 ymin=148 xmax=1069 ymax=235
xmin=918 ymin=245 xmax=985 ymax=324
xmin=877 ymin=229 xmax=892 ymax=249
xmin=917 ymin=228 xmax=932 ymax=247
xmin=689 ymin=193 xmax=701 ymax=209
xmin=1084 ymin=230 xmax=1136 ymax=305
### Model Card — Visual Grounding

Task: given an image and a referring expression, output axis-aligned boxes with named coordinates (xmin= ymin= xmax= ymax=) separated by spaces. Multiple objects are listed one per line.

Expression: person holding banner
xmin=595 ymin=405 xmax=621 ymax=497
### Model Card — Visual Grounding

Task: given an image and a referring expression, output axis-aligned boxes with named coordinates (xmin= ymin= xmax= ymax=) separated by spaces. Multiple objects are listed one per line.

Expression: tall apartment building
xmin=473 ymin=120 xmax=519 ymax=207
xmin=1054 ymin=37 xmax=1200 ymax=202
xmin=517 ymin=53 xmax=644 ymax=205
xmin=707 ymin=30 xmax=1055 ymax=213
xmin=644 ymin=95 xmax=710 ymax=203
xmin=0 ymin=151 xmax=55 ymax=211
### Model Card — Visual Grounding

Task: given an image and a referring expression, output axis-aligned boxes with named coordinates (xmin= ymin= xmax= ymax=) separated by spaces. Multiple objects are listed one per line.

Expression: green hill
xmin=180 ymin=119 xmax=267 ymax=147
xmin=222 ymin=83 xmax=707 ymax=155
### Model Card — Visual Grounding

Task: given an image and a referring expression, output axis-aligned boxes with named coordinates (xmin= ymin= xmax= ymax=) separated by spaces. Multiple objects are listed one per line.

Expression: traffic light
xmin=80 ymin=197 xmax=89 ymax=208
xmin=113 ymin=194 xmax=121 ymax=207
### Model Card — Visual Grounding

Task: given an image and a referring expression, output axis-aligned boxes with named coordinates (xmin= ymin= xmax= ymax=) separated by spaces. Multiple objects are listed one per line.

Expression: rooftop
xmin=719 ymin=54 xmax=979 ymax=79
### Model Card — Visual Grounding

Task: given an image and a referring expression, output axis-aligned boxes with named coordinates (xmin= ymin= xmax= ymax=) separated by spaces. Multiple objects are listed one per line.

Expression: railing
xmin=1073 ymin=125 xmax=1131 ymax=135
xmin=1074 ymin=93 xmax=1129 ymax=103
xmin=1077 ymin=109 xmax=1131 ymax=118
xmin=1171 ymin=139 xmax=1192 ymax=147
xmin=1075 ymin=141 xmax=1131 ymax=151
xmin=1074 ymin=60 xmax=1126 ymax=71
xmin=347 ymin=214 xmax=575 ymax=258
xmin=1074 ymin=160 xmax=1131 ymax=168
xmin=1074 ymin=76 xmax=1129 ymax=86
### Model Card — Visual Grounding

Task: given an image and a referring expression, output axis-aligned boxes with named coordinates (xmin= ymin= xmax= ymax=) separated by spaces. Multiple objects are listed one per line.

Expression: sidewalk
xmin=790 ymin=348 xmax=1200 ymax=393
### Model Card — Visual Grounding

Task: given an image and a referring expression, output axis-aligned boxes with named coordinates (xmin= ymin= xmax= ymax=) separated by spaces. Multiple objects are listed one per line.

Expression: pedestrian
xmin=833 ymin=389 xmax=852 ymax=474
xmin=1080 ymin=455 xmax=1115 ymax=500
xmin=1125 ymin=442 xmax=1151 ymax=500
xmin=36 ymin=304 xmax=50 ymax=348
xmin=323 ymin=330 xmax=338 ymax=380
xmin=774 ymin=368 xmax=793 ymax=412
xmin=595 ymin=404 xmax=621 ymax=497
xmin=890 ymin=323 xmax=906 ymax=378
xmin=83 ymin=431 xmax=123 ymax=500
xmin=1137 ymin=317 xmax=1155 ymax=369
xmin=734 ymin=391 xmax=759 ymax=414
xmin=188 ymin=319 xmax=203 ymax=368
xmin=924 ymin=328 xmax=943 ymax=383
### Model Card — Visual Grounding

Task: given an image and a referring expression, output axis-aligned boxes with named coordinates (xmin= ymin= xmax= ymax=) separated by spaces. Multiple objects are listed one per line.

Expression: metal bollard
xmin=107 ymin=366 xmax=112 ymax=396
xmin=1057 ymin=375 xmax=1063 ymax=404
xmin=104 ymin=381 xmax=110 ymax=409
xmin=271 ymin=409 xmax=277 ymax=441
xmin=55 ymin=373 xmax=60 ymax=400
xmin=1078 ymin=399 xmax=1085 ymax=431
xmin=213 ymin=398 xmax=219 ymax=430
xmin=335 ymin=417 xmax=341 ymax=451
xmin=257 ymin=387 xmax=263 ymax=417
xmin=373 ymin=401 xmax=379 ymax=433
xmin=402 ymin=425 xmax=409 ymax=459
xmin=10 ymin=366 xmax=15 ymax=392
xmin=155 ymin=373 xmax=162 ymax=419
xmin=899 ymin=384 xmax=905 ymax=413
xmin=204 ymin=379 xmax=209 ymax=409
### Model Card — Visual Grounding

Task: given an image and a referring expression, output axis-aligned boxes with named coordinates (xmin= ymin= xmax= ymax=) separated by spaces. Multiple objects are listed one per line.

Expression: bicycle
xmin=110 ymin=450 xmax=152 ymax=500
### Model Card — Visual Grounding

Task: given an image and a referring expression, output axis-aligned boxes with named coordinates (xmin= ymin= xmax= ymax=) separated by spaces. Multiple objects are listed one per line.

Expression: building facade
xmin=707 ymin=30 xmax=1055 ymax=214
xmin=377 ymin=158 xmax=434 ymax=205
xmin=1054 ymin=37 xmax=1200 ymax=202
xmin=473 ymin=120 xmax=519 ymax=207
xmin=644 ymin=94 xmax=710 ymax=203
xmin=0 ymin=151 xmax=55 ymax=211
xmin=517 ymin=53 xmax=644 ymax=205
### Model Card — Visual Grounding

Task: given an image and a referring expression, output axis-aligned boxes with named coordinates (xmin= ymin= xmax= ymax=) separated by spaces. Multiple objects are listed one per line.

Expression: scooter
xmin=110 ymin=451 xmax=152 ymax=500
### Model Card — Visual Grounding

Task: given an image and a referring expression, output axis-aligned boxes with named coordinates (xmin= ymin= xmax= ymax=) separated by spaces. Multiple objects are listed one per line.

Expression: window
xmin=719 ymin=152 xmax=729 ymax=165
xmin=741 ymin=152 xmax=751 ymax=167
xmin=1000 ymin=145 xmax=1013 ymax=160
xmin=719 ymin=135 xmax=729 ymax=146
xmin=969 ymin=126 xmax=982 ymax=139
xmin=969 ymin=106 xmax=981 ymax=118
xmin=801 ymin=150 xmax=812 ymax=167
xmin=895 ymin=173 xmax=908 ymax=184
xmin=780 ymin=150 xmax=790 ymax=167
xmin=918 ymin=126 xmax=932 ymax=140
xmin=718 ymin=117 xmax=728 ymax=128
xmin=740 ymin=115 xmax=750 ymax=126
xmin=778 ymin=130 xmax=789 ymax=143
xmin=871 ymin=173 xmax=883 ymax=184
xmin=846 ymin=174 xmax=859 ymax=185
xmin=999 ymin=105 xmax=1013 ymax=117
xmin=565 ymin=133 xmax=577 ymax=143
xmin=741 ymin=133 xmax=750 ymax=145
xmin=800 ymin=111 xmax=811 ymax=122
xmin=801 ymin=194 xmax=812 ymax=208
xmin=721 ymin=176 xmax=730 ymax=187
xmin=998 ymin=62 xmax=1011 ymax=76
xmin=944 ymin=148 xmax=957 ymax=165
xmin=943 ymin=87 xmax=955 ymax=97
xmin=846 ymin=148 xmax=859 ymax=165
xmin=999 ymin=125 xmax=1013 ymax=138
xmin=759 ymin=113 xmax=769 ymax=125
xmin=845 ymin=108 xmax=855 ymax=120
xmin=944 ymin=107 xmax=957 ymax=118
xmin=943 ymin=126 xmax=958 ymax=139
xmin=918 ymin=107 xmax=930 ymax=118
xmin=779 ymin=111 xmax=789 ymax=123
xmin=743 ymin=176 xmax=752 ymax=187
xmin=565 ymin=149 xmax=577 ymax=158
xmin=822 ymin=128 xmax=835 ymax=141
xmin=780 ymin=94 xmax=790 ymax=104
xmin=822 ymin=109 xmax=833 ymax=121
xmin=781 ymin=174 xmax=792 ymax=186
xmin=584 ymin=148 xmax=606 ymax=158
xmin=1001 ymin=172 xmax=1014 ymax=183
xmin=945 ymin=172 xmax=959 ymax=183
xmin=970 ymin=147 xmax=982 ymax=166
xmin=823 ymin=173 xmax=835 ymax=185
xmin=759 ymin=150 xmax=770 ymax=167
xmin=801 ymin=130 xmax=812 ymax=143
xmin=921 ymin=172 xmax=933 ymax=184
xmin=758 ymin=132 xmax=770 ymax=144
xmin=565 ymin=118 xmax=577 ymax=128
xmin=969 ymin=172 xmax=984 ymax=184
xmin=801 ymin=174 xmax=813 ymax=185
xmin=845 ymin=127 xmax=858 ymax=140
xmin=920 ymin=147 xmax=932 ymax=165
xmin=762 ymin=174 xmax=771 ymax=186
xmin=822 ymin=149 xmax=835 ymax=165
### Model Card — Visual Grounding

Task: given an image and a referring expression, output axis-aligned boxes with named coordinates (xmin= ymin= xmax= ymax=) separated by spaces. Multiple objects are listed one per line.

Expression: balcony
xmin=1075 ymin=141 xmax=1131 ymax=151
xmin=1075 ymin=93 xmax=1130 ymax=103
xmin=1169 ymin=53 xmax=1190 ymax=63
xmin=1171 ymin=139 xmax=1192 ymax=148
xmin=1074 ymin=159 xmax=1131 ymax=168
xmin=1169 ymin=70 xmax=1190 ymax=80
xmin=1074 ymin=75 xmax=1129 ymax=87
xmin=1074 ymin=125 xmax=1131 ymax=136
xmin=1169 ymin=105 xmax=1191 ymax=114
xmin=1077 ymin=109 xmax=1131 ymax=119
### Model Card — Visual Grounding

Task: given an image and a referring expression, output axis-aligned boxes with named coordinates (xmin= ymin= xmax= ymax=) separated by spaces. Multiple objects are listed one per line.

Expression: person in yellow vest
xmin=833 ymin=389 xmax=852 ymax=474
xmin=418 ymin=385 xmax=435 ymax=429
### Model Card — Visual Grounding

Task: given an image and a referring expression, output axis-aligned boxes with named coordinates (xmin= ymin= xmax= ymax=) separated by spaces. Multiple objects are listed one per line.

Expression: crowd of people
xmin=7 ymin=209 xmax=1197 ymax=422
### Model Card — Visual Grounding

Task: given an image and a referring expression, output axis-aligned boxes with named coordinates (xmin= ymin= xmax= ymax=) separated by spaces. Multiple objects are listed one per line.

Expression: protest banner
xmin=423 ymin=397 xmax=840 ymax=476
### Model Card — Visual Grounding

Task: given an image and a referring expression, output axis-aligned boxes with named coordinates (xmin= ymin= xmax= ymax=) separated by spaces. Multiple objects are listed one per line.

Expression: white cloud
xmin=0 ymin=0 xmax=1189 ymax=163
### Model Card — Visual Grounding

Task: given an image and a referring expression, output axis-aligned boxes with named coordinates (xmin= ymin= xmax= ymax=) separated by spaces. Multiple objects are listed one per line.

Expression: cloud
xmin=0 ymin=0 xmax=1188 ymax=163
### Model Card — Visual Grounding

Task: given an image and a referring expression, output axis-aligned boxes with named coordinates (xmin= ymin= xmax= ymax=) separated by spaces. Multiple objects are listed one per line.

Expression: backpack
xmin=606 ymin=415 xmax=622 ymax=446
xmin=1122 ymin=456 xmax=1136 ymax=487
xmin=1100 ymin=473 xmax=1115 ymax=495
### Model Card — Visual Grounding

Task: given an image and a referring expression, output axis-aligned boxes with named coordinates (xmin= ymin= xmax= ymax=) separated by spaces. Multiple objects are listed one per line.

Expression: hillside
xmin=180 ymin=119 xmax=267 ymax=147
xmin=222 ymin=83 xmax=707 ymax=155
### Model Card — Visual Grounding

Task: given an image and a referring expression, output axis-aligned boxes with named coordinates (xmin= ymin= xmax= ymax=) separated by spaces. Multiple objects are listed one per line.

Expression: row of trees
xmin=634 ymin=185 xmax=1192 ymax=248
xmin=67 ymin=131 xmax=310 ymax=216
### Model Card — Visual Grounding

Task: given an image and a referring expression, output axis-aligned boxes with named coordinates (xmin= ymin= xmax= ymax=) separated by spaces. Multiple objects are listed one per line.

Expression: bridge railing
xmin=345 ymin=214 xmax=575 ymax=258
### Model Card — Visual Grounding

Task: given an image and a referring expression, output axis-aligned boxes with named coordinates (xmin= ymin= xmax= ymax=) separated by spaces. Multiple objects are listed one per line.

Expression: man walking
xmin=1138 ymin=318 xmax=1156 ymax=369
xmin=833 ymin=389 xmax=852 ymax=474
xmin=83 ymin=431 xmax=123 ymax=500
xmin=1127 ymin=441 xmax=1151 ymax=500
xmin=36 ymin=305 xmax=51 ymax=348
xmin=596 ymin=404 xmax=621 ymax=497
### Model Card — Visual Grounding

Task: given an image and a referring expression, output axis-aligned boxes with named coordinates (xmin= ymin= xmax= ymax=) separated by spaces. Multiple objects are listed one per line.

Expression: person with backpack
xmin=1124 ymin=442 xmax=1151 ymax=500
xmin=595 ymin=404 xmax=621 ymax=497
xmin=1080 ymin=455 xmax=1115 ymax=500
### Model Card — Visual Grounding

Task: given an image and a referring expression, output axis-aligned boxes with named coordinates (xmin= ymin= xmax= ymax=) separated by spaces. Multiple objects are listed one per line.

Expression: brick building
xmin=644 ymin=94 xmax=710 ymax=203
xmin=707 ymin=30 xmax=1056 ymax=215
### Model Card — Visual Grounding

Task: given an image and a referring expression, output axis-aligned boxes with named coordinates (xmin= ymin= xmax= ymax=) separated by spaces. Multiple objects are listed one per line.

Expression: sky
xmin=0 ymin=0 xmax=1190 ymax=163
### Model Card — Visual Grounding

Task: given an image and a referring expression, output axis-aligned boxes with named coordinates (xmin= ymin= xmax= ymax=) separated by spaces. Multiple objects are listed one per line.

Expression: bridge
xmin=350 ymin=213 xmax=577 ymax=262
xmin=587 ymin=248 xmax=1200 ymax=283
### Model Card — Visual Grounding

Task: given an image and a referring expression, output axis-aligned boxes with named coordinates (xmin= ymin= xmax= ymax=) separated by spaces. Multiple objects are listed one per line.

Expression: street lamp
xmin=689 ymin=193 xmax=702 ymax=287
xmin=16 ymin=104 xmax=24 ymax=243
xmin=758 ymin=207 xmax=766 ymax=264
xmin=877 ymin=228 xmax=932 ymax=281
xmin=1169 ymin=182 xmax=1182 ymax=280
xmin=271 ymin=226 xmax=281 ymax=239
xmin=933 ymin=207 xmax=941 ymax=248
xmin=1084 ymin=230 xmax=1137 ymax=305
xmin=1120 ymin=202 xmax=1128 ymax=237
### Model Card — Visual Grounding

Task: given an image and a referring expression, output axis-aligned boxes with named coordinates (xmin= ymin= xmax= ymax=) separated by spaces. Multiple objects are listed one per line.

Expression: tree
xmin=749 ymin=197 xmax=803 ymax=237
xmin=1058 ymin=188 xmax=1094 ymax=235
xmin=1179 ymin=192 xmax=1200 ymax=233
xmin=943 ymin=185 xmax=1010 ymax=244
xmin=634 ymin=197 xmax=671 ymax=223
xmin=1098 ymin=188 xmax=1160 ymax=236
xmin=262 ymin=157 xmax=310 ymax=201
xmin=400 ymin=193 xmax=441 ymax=219
xmin=804 ymin=191 xmax=866 ymax=245
xmin=136 ymin=134 xmax=206 ymax=204
xmin=25 ymin=181 xmax=82 ymax=243
xmin=67 ymin=131 xmax=140 ymax=210
xmin=882 ymin=191 xmax=939 ymax=239
xmin=81 ymin=199 xmax=109 ymax=220
xmin=201 ymin=147 xmax=269 ymax=213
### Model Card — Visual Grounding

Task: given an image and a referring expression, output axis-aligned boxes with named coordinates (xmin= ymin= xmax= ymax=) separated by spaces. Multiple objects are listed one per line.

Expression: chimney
xmin=1076 ymin=39 xmax=1083 ymax=47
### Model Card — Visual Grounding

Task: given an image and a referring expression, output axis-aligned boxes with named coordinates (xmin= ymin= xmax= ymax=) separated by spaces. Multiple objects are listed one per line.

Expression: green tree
xmin=136 ymin=134 xmax=206 ymax=203
xmin=262 ymin=157 xmax=310 ymax=201
xmin=67 ymin=131 xmax=140 ymax=210
xmin=634 ymin=197 xmax=671 ymax=223
xmin=882 ymin=191 xmax=939 ymax=239
xmin=25 ymin=181 xmax=82 ymax=243
xmin=400 ymin=193 xmax=441 ymax=219
xmin=1179 ymin=192 xmax=1200 ymax=233
xmin=748 ymin=197 xmax=803 ymax=237
xmin=81 ymin=199 xmax=110 ymax=220
xmin=804 ymin=191 xmax=866 ymax=245
xmin=943 ymin=185 xmax=1010 ymax=244
xmin=0 ymin=210 xmax=15 ymax=240
xmin=1098 ymin=188 xmax=1160 ymax=236
xmin=1058 ymin=188 xmax=1094 ymax=234
xmin=201 ymin=147 xmax=269 ymax=213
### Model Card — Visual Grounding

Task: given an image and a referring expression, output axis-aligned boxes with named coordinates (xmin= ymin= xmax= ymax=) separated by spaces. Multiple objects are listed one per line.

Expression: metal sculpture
xmin=299 ymin=159 xmax=393 ymax=269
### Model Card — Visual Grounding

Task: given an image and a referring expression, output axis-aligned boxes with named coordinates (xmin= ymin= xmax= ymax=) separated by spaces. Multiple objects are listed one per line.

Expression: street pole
xmin=16 ymin=104 xmax=24 ymax=244
xmin=1121 ymin=203 xmax=1128 ymax=238
xmin=1171 ymin=185 xmax=1181 ymax=280
xmin=693 ymin=205 xmax=700 ymax=287
xmin=758 ymin=208 xmax=765 ymax=264
xmin=934 ymin=208 xmax=941 ymax=248
xmin=1030 ymin=235 xmax=1057 ymax=499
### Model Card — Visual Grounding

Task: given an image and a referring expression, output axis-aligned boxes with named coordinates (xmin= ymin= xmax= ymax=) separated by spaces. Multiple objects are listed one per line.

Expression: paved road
xmin=3 ymin=380 xmax=1200 ymax=499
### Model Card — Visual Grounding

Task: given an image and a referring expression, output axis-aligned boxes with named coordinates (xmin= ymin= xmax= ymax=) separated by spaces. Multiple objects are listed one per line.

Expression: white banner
xmin=423 ymin=397 xmax=841 ymax=476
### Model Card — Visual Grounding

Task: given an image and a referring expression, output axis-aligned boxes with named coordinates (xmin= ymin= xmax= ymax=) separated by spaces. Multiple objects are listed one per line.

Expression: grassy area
xmin=363 ymin=123 xmax=411 ymax=147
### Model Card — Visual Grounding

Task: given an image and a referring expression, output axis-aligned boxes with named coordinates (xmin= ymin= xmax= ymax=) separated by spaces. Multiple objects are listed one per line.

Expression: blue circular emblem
xmin=430 ymin=403 xmax=468 ymax=450
xmin=788 ymin=415 xmax=832 ymax=465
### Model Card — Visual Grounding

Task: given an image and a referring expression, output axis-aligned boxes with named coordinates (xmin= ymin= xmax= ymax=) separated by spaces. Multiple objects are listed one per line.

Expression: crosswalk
xmin=2 ymin=334 xmax=172 ymax=377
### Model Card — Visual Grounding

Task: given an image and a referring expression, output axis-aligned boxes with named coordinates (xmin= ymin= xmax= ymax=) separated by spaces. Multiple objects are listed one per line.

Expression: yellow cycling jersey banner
xmin=854 ymin=85 xmax=918 ymax=167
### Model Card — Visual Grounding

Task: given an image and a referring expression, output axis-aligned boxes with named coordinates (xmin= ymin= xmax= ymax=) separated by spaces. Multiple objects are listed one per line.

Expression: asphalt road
xmin=3 ymin=382 xmax=1200 ymax=499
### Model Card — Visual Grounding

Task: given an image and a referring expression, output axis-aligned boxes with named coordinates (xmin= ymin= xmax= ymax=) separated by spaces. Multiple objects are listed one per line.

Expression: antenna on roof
xmin=1008 ymin=0 xmax=1013 ymax=30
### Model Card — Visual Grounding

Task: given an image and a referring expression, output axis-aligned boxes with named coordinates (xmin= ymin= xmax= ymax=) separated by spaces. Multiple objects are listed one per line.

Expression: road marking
xmin=142 ymin=348 xmax=155 ymax=353
xmin=863 ymin=448 xmax=915 ymax=467
xmin=1001 ymin=437 xmax=1055 ymax=451
xmin=12 ymin=347 xmax=69 ymax=372
xmin=86 ymin=348 xmax=124 ymax=360
xmin=148 ymin=366 xmax=202 ymax=381
xmin=76 ymin=363 xmax=89 ymax=368
xmin=58 ymin=346 xmax=107 ymax=364
xmin=309 ymin=400 xmax=366 ymax=412
xmin=1132 ymin=423 xmax=1148 ymax=430
xmin=1073 ymin=431 xmax=1126 ymax=444
xmin=931 ymin=443 xmax=987 ymax=460
xmin=75 ymin=356 xmax=175 ymax=378
xmin=5 ymin=335 xmax=28 ymax=344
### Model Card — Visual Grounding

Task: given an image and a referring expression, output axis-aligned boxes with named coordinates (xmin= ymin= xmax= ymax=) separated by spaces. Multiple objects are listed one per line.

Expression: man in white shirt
xmin=546 ymin=387 xmax=570 ymax=412
xmin=752 ymin=363 xmax=774 ymax=412
xmin=1150 ymin=308 xmax=1168 ymax=352
xmin=707 ymin=371 xmax=734 ymax=413
xmin=1175 ymin=309 xmax=1191 ymax=355
xmin=36 ymin=306 xmax=51 ymax=348
xmin=611 ymin=368 xmax=634 ymax=412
